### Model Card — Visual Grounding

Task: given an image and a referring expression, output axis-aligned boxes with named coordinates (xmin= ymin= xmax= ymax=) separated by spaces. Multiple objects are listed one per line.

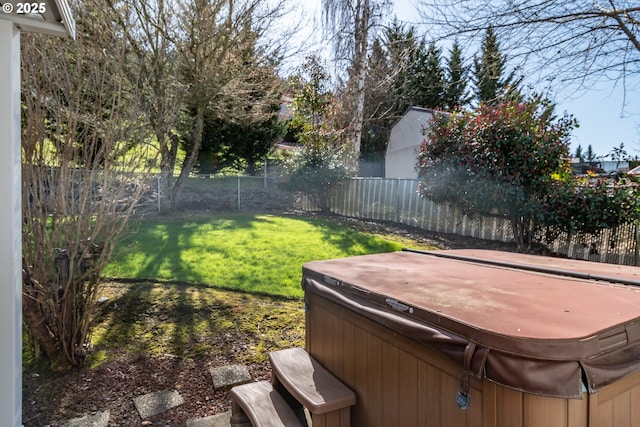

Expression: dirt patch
xmin=23 ymin=353 xmax=272 ymax=426
xmin=23 ymin=281 xmax=305 ymax=427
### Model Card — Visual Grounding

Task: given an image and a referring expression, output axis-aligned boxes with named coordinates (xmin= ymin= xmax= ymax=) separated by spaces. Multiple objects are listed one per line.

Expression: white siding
xmin=385 ymin=107 xmax=433 ymax=179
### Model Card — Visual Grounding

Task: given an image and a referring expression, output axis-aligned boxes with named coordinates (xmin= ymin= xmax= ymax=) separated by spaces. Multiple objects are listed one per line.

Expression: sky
xmin=390 ymin=2 xmax=640 ymax=159
xmin=292 ymin=0 xmax=640 ymax=159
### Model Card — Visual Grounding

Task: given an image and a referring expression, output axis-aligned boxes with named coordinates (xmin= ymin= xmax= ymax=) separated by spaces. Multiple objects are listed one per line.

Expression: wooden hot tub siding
xmin=305 ymin=292 xmax=640 ymax=427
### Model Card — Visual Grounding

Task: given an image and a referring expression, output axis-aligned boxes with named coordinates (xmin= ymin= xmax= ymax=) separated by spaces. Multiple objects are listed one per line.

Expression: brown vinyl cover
xmin=301 ymin=249 xmax=640 ymax=398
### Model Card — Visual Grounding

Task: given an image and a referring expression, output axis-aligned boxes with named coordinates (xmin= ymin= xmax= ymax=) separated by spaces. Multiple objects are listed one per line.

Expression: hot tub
xmin=302 ymin=249 xmax=640 ymax=427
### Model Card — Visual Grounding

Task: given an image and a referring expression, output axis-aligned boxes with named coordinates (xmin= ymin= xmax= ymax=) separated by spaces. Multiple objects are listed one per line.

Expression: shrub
xmin=541 ymin=177 xmax=640 ymax=238
xmin=283 ymin=145 xmax=356 ymax=212
xmin=418 ymin=97 xmax=575 ymax=250
xmin=418 ymin=97 xmax=640 ymax=250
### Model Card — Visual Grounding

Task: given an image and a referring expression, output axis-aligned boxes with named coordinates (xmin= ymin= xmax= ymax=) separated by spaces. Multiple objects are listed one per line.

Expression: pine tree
xmin=359 ymin=20 xmax=425 ymax=158
xmin=383 ymin=19 xmax=420 ymax=115
xmin=585 ymin=144 xmax=597 ymax=166
xmin=443 ymin=41 xmax=470 ymax=109
xmin=362 ymin=38 xmax=393 ymax=158
xmin=574 ymin=144 xmax=584 ymax=162
xmin=473 ymin=27 xmax=519 ymax=104
xmin=411 ymin=42 xmax=445 ymax=108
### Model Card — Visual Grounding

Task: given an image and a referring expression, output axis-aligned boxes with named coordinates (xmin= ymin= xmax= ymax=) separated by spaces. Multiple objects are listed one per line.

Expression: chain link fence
xmin=155 ymin=173 xmax=298 ymax=213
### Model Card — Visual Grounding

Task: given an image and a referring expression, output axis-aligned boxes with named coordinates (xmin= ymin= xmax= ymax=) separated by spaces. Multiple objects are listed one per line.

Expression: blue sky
xmin=293 ymin=0 xmax=640 ymax=159
xmin=391 ymin=1 xmax=640 ymax=159
xmin=560 ymin=83 xmax=639 ymax=158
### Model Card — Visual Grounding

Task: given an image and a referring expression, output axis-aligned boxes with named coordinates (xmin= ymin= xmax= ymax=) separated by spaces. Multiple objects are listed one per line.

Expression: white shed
xmin=385 ymin=107 xmax=434 ymax=179
xmin=0 ymin=3 xmax=75 ymax=426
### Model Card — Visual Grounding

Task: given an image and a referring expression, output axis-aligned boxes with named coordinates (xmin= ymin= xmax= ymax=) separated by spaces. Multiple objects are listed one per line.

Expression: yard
xmin=22 ymin=212 xmax=515 ymax=426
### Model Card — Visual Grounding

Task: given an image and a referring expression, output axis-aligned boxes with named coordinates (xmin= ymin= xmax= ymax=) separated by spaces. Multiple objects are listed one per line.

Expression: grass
xmin=104 ymin=213 xmax=422 ymax=299
xmin=87 ymin=281 xmax=307 ymax=366
xmin=26 ymin=213 xmax=439 ymax=369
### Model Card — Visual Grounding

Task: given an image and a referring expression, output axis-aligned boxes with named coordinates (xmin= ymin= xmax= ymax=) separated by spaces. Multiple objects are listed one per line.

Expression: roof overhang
xmin=0 ymin=0 xmax=75 ymax=38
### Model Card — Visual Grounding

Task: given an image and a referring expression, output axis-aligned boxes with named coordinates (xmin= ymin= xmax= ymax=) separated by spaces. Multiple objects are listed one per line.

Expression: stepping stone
xmin=60 ymin=410 xmax=110 ymax=427
xmin=133 ymin=389 xmax=184 ymax=419
xmin=186 ymin=411 xmax=231 ymax=427
xmin=209 ymin=364 xmax=251 ymax=390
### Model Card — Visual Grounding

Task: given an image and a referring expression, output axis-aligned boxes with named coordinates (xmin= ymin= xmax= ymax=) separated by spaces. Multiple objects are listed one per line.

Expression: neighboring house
xmin=570 ymin=161 xmax=606 ymax=175
xmin=278 ymin=94 xmax=294 ymax=121
xmin=385 ymin=107 xmax=434 ymax=179
xmin=570 ymin=157 xmax=629 ymax=174
xmin=599 ymin=160 xmax=629 ymax=173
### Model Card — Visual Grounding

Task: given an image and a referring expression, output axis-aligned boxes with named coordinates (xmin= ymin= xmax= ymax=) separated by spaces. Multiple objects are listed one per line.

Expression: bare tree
xmin=109 ymin=0 xmax=292 ymax=211
xmin=170 ymin=0 xmax=289 ymax=209
xmin=21 ymin=2 xmax=152 ymax=370
xmin=417 ymin=1 xmax=640 ymax=97
xmin=108 ymin=0 xmax=184 ymax=211
xmin=321 ymin=0 xmax=390 ymax=160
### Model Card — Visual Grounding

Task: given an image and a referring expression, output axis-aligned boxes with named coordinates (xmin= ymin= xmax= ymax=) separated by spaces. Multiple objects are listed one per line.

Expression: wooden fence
xmin=301 ymin=178 xmax=640 ymax=266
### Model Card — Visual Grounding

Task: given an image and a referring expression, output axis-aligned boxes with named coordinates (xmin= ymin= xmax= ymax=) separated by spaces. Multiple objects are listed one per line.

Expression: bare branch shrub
xmin=21 ymin=3 xmax=154 ymax=370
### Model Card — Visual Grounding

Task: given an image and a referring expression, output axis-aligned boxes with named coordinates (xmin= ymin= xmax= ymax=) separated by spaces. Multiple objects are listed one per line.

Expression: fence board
xmin=302 ymin=178 xmax=639 ymax=266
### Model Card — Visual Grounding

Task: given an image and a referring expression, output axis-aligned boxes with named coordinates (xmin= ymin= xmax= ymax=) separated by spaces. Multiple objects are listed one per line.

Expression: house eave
xmin=0 ymin=0 xmax=75 ymax=38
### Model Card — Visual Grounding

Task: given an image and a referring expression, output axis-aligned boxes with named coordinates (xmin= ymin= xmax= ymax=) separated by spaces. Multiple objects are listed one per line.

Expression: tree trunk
xmin=23 ymin=264 xmax=74 ymax=371
xmin=158 ymin=131 xmax=179 ymax=213
xmin=511 ymin=214 xmax=534 ymax=252
xmin=351 ymin=0 xmax=370 ymax=161
xmin=171 ymin=105 xmax=205 ymax=210
xmin=23 ymin=305 xmax=73 ymax=371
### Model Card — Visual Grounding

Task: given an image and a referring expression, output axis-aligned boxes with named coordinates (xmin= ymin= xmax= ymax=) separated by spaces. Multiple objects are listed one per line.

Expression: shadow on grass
xmin=22 ymin=279 xmax=307 ymax=427
xmin=107 ymin=213 xmax=401 ymax=299
xmin=92 ymin=282 xmax=230 ymax=360
xmin=90 ymin=281 xmax=305 ymax=368
xmin=116 ymin=215 xmax=271 ymax=284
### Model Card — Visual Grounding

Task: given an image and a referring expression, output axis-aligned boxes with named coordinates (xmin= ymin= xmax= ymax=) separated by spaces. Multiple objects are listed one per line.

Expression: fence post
xmin=264 ymin=156 xmax=267 ymax=188
xmin=635 ymin=224 xmax=639 ymax=266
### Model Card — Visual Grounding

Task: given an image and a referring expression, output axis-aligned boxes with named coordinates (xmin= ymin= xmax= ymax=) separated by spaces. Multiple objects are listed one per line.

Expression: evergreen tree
xmin=357 ymin=20 xmax=422 ymax=158
xmin=443 ymin=41 xmax=471 ymax=109
xmin=411 ymin=42 xmax=445 ymax=108
xmin=574 ymin=144 xmax=584 ymax=162
xmin=196 ymin=27 xmax=284 ymax=175
xmin=384 ymin=19 xmax=420 ymax=115
xmin=362 ymin=38 xmax=393 ymax=158
xmin=473 ymin=27 xmax=519 ymax=104
xmin=585 ymin=144 xmax=597 ymax=166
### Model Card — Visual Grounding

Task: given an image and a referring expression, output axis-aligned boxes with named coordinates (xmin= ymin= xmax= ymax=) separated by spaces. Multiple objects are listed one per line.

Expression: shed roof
xmin=386 ymin=107 xmax=434 ymax=154
xmin=0 ymin=0 xmax=75 ymax=38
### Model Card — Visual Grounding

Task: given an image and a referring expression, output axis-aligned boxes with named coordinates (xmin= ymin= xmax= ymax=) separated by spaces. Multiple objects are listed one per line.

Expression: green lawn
xmin=105 ymin=214 xmax=420 ymax=298
xmin=25 ymin=213 xmax=438 ymax=370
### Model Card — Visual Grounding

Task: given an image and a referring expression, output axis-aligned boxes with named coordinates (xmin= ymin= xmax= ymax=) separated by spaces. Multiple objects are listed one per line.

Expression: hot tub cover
xmin=302 ymin=249 xmax=640 ymax=398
